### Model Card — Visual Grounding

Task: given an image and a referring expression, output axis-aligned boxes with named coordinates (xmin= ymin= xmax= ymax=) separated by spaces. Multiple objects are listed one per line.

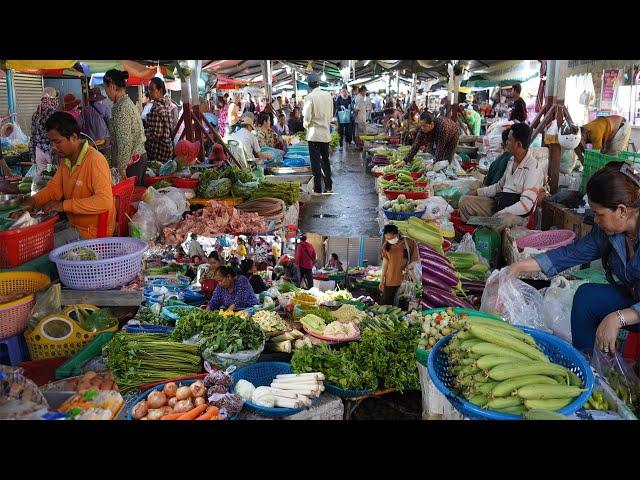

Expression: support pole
xmin=545 ymin=60 xmax=568 ymax=195
xmin=6 ymin=69 xmax=16 ymax=122
xmin=190 ymin=60 xmax=204 ymax=162
xmin=181 ymin=66 xmax=194 ymax=143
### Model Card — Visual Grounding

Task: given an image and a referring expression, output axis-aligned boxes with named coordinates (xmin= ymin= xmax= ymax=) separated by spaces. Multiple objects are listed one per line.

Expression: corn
xmin=488 ymin=362 xmax=570 ymax=381
xmin=515 ymin=384 xmax=585 ymax=400
xmin=491 ymin=375 xmax=558 ymax=398
xmin=470 ymin=343 xmax=530 ymax=360
xmin=523 ymin=398 xmax=572 ymax=410
xmin=461 ymin=316 xmax=538 ymax=345
xmin=486 ymin=396 xmax=523 ymax=409
xmin=523 ymin=409 xmax=569 ymax=420
xmin=472 ymin=372 xmax=491 ymax=383
xmin=567 ymin=371 xmax=583 ymax=387
xmin=468 ymin=394 xmax=488 ymax=407
xmin=476 ymin=382 xmax=499 ymax=394
xmin=553 ymin=375 xmax=569 ymax=385
xmin=468 ymin=325 xmax=549 ymax=362
xmin=494 ymin=405 xmax=527 ymax=415
xmin=475 ymin=355 xmax=525 ymax=370
xmin=460 ymin=338 xmax=483 ymax=351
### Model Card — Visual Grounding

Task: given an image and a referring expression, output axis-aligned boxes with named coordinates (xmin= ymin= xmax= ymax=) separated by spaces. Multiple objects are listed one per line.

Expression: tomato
xmin=434 ymin=314 xmax=442 ymax=325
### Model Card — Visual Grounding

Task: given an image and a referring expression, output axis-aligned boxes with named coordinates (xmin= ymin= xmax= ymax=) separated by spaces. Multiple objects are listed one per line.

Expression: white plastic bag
xmin=432 ymin=160 xmax=449 ymax=172
xmin=480 ymin=268 xmax=548 ymax=331
xmin=34 ymin=147 xmax=51 ymax=175
xmin=540 ymin=277 xmax=586 ymax=342
xmin=1 ymin=122 xmax=29 ymax=145
xmin=130 ymin=201 xmax=159 ymax=240
xmin=146 ymin=187 xmax=189 ymax=227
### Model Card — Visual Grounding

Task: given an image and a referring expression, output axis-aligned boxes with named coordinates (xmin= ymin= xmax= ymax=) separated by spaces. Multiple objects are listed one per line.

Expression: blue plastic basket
xmin=381 ymin=207 xmax=426 ymax=221
xmin=324 ymin=381 xmax=377 ymax=399
xmin=125 ymin=378 xmax=238 ymax=420
xmin=231 ymin=362 xmax=316 ymax=417
xmin=162 ymin=305 xmax=196 ymax=322
xmin=427 ymin=326 xmax=595 ymax=420
xmin=182 ymin=289 xmax=206 ymax=305
xmin=148 ymin=276 xmax=191 ymax=292
xmin=123 ymin=324 xmax=174 ymax=334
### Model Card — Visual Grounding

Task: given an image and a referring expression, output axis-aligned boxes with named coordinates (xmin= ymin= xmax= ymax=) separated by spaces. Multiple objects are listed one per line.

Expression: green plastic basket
xmin=579 ymin=150 xmax=633 ymax=193
xmin=54 ymin=332 xmax=115 ymax=379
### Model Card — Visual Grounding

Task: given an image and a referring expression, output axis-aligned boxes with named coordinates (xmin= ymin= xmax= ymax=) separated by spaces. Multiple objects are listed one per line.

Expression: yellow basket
xmin=0 ymin=272 xmax=51 ymax=340
xmin=24 ymin=313 xmax=118 ymax=361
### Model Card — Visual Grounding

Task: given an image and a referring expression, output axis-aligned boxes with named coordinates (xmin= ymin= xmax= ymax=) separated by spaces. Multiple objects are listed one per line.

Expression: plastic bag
xmin=231 ymin=180 xmax=260 ymax=199
xmin=560 ymin=149 xmax=578 ymax=174
xmin=28 ymin=283 xmax=62 ymax=330
xmin=158 ymin=159 xmax=177 ymax=176
xmin=592 ymin=349 xmax=640 ymax=417
xmin=480 ymin=268 xmax=548 ymax=330
xmin=130 ymin=201 xmax=159 ymax=240
xmin=202 ymin=341 xmax=265 ymax=370
xmin=436 ymin=185 xmax=469 ymax=209
xmin=1 ymin=122 xmax=29 ymax=145
xmin=152 ymin=188 xmax=189 ymax=226
xmin=421 ymin=196 xmax=453 ymax=221
xmin=201 ymin=177 xmax=232 ymax=199
xmin=539 ymin=276 xmax=579 ymax=342
xmin=432 ymin=160 xmax=449 ymax=172
xmin=157 ymin=187 xmax=189 ymax=216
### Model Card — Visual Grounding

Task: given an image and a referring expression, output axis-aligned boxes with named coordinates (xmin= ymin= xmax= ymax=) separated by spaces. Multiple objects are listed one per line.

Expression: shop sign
xmin=599 ymin=69 xmax=623 ymax=113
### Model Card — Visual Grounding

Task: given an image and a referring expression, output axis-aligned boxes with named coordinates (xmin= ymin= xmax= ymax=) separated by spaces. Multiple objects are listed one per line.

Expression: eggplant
xmin=421 ymin=300 xmax=438 ymax=310
xmin=422 ymin=272 xmax=456 ymax=290
xmin=423 ymin=286 xmax=474 ymax=309
xmin=422 ymin=260 xmax=459 ymax=285
xmin=419 ymin=248 xmax=452 ymax=267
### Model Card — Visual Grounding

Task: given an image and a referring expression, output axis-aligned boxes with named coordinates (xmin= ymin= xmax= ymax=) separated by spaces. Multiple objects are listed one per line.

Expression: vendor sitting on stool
xmin=208 ymin=265 xmax=259 ymax=311
xmin=508 ymin=161 xmax=640 ymax=355
xmin=457 ymin=122 xmax=543 ymax=232
xmin=16 ymin=111 xmax=115 ymax=243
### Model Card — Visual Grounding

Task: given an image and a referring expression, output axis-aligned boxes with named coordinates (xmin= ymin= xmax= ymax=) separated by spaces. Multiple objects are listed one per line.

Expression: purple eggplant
xmin=421 ymin=300 xmax=438 ymax=310
xmin=423 ymin=286 xmax=474 ymax=309
xmin=419 ymin=248 xmax=452 ymax=267
xmin=422 ymin=260 xmax=459 ymax=284
xmin=422 ymin=272 xmax=456 ymax=290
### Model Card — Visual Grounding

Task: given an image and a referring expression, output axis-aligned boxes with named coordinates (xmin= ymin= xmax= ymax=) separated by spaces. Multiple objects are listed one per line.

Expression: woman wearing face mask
xmin=102 ymin=69 xmax=147 ymax=185
xmin=379 ymin=224 xmax=419 ymax=306
xmin=509 ymin=162 xmax=640 ymax=355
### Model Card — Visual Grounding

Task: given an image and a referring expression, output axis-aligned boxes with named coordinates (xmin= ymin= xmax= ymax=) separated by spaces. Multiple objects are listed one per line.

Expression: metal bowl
xmin=0 ymin=194 xmax=23 ymax=210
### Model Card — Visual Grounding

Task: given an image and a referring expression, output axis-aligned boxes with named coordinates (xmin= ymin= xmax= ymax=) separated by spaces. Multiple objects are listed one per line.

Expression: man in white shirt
xmin=458 ymin=123 xmax=543 ymax=231
xmin=229 ymin=113 xmax=272 ymax=162
xmin=353 ymin=86 xmax=368 ymax=150
xmin=302 ymin=72 xmax=334 ymax=194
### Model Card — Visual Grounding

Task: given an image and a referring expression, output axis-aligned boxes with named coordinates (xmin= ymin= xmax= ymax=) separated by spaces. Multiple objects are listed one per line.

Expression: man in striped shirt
xmin=458 ymin=123 xmax=543 ymax=230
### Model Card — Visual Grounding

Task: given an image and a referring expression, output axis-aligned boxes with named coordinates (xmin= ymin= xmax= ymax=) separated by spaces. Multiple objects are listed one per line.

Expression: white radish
xmin=296 ymin=394 xmax=312 ymax=407
xmin=270 ymin=386 xmax=319 ymax=396
xmin=269 ymin=388 xmax=299 ymax=399
xmin=273 ymin=397 xmax=302 ymax=409
xmin=276 ymin=372 xmax=324 ymax=380
xmin=270 ymin=383 xmax=320 ymax=392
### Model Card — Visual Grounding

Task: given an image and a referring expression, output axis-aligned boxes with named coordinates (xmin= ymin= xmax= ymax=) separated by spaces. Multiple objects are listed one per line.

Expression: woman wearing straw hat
xmin=62 ymin=93 xmax=82 ymax=122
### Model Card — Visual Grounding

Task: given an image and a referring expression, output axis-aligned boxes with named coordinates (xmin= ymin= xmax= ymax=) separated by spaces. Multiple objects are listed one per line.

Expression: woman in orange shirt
xmin=20 ymin=112 xmax=115 ymax=242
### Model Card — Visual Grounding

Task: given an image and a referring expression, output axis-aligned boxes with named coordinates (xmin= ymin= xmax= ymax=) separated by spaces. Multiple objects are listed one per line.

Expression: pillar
xmin=6 ymin=69 xmax=16 ymax=120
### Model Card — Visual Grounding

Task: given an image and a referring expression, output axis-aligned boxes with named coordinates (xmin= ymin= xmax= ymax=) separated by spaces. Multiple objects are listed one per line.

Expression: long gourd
xmin=468 ymin=325 xmax=549 ymax=362
xmin=488 ymin=362 xmax=569 ymax=381
xmin=491 ymin=375 xmax=558 ymax=398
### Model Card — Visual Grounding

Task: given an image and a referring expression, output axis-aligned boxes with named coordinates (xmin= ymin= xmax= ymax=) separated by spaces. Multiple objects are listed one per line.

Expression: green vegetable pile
xmin=249 ymin=180 xmax=300 ymax=205
xmin=62 ymin=247 xmax=99 ymax=261
xmin=291 ymin=323 xmax=421 ymax=392
xmin=198 ymin=166 xmax=254 ymax=199
xmin=172 ymin=309 xmax=266 ymax=355
xmin=153 ymin=179 xmax=172 ymax=189
xmin=132 ymin=305 xmax=171 ymax=326
xmin=294 ymin=306 xmax=335 ymax=324
xmin=103 ymin=333 xmax=202 ymax=393
xmin=277 ymin=281 xmax=300 ymax=294
xmin=77 ymin=308 xmax=118 ymax=332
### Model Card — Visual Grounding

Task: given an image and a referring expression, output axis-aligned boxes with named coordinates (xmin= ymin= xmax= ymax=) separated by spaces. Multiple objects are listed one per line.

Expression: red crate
xmin=171 ymin=177 xmax=199 ymax=189
xmin=0 ymin=215 xmax=58 ymax=268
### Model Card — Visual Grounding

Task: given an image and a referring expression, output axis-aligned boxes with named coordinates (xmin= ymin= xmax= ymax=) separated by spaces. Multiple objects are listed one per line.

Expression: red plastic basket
xmin=516 ymin=230 xmax=576 ymax=251
xmin=0 ymin=215 xmax=58 ymax=268
xmin=384 ymin=190 xmax=429 ymax=200
xmin=171 ymin=177 xmax=199 ymax=189
xmin=143 ymin=175 xmax=172 ymax=187
xmin=389 ymin=136 xmax=401 ymax=145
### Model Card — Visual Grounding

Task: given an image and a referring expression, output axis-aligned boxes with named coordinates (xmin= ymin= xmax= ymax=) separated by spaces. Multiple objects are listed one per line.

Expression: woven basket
xmin=0 ymin=272 xmax=51 ymax=340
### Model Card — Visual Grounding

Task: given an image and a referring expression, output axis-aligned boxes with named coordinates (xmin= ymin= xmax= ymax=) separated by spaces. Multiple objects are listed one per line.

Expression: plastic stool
xmin=0 ymin=334 xmax=30 ymax=366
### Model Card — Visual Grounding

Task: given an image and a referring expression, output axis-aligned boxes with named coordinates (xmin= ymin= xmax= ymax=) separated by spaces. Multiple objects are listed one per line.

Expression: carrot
xmin=176 ymin=404 xmax=208 ymax=420
xmin=160 ymin=412 xmax=182 ymax=420
xmin=195 ymin=408 xmax=218 ymax=420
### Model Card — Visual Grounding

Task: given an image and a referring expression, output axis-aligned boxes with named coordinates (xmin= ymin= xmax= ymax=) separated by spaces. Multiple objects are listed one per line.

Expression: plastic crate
xmin=580 ymin=150 xmax=630 ymax=193
xmin=382 ymin=207 xmax=426 ymax=221
xmin=170 ymin=177 xmax=199 ymax=189
xmin=54 ymin=332 xmax=115 ymax=379
xmin=384 ymin=190 xmax=429 ymax=201
xmin=0 ymin=215 xmax=58 ymax=268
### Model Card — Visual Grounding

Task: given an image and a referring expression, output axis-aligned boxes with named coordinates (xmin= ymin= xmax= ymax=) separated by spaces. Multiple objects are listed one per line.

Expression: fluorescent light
xmin=321 ymin=72 xmax=327 ymax=82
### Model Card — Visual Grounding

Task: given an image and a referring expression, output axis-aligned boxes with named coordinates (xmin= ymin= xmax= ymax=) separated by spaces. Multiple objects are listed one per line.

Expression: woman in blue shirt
xmin=509 ymin=162 xmax=640 ymax=355
xmin=208 ymin=265 xmax=259 ymax=311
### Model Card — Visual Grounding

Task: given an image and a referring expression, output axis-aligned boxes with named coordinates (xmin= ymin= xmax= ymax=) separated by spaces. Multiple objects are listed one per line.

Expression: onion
xmin=132 ymin=401 xmax=148 ymax=420
xmin=189 ymin=380 xmax=206 ymax=398
xmin=140 ymin=416 xmax=148 ymax=420
xmin=147 ymin=391 xmax=167 ymax=409
xmin=167 ymin=397 xmax=178 ymax=408
xmin=161 ymin=406 xmax=173 ymax=416
xmin=147 ymin=408 xmax=164 ymax=420
xmin=163 ymin=382 xmax=178 ymax=398
xmin=176 ymin=386 xmax=191 ymax=401
xmin=173 ymin=399 xmax=194 ymax=413
xmin=194 ymin=396 xmax=206 ymax=407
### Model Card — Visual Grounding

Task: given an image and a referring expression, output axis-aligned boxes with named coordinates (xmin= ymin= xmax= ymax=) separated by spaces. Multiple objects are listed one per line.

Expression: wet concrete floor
xmin=298 ymin=146 xmax=380 ymax=238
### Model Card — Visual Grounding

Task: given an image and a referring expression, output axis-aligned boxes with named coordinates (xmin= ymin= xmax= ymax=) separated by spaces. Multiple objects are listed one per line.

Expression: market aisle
xmin=298 ymin=146 xmax=379 ymax=237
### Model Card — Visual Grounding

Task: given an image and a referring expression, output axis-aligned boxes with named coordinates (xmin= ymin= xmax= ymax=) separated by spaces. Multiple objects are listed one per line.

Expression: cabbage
xmin=252 ymin=386 xmax=275 ymax=407
xmin=235 ymin=379 xmax=255 ymax=402
xmin=300 ymin=314 xmax=326 ymax=334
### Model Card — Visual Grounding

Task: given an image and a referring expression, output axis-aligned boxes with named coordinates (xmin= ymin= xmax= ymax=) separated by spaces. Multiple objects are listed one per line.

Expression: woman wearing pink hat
xmin=62 ymin=93 xmax=82 ymax=121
